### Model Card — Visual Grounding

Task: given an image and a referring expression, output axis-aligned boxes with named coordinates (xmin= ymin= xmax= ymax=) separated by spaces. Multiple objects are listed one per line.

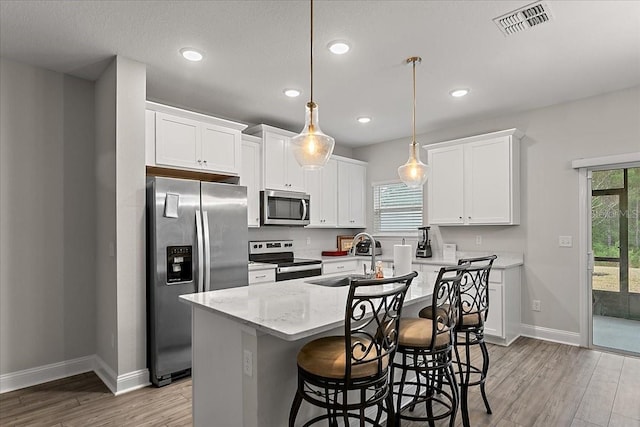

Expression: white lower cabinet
xmin=484 ymin=283 xmax=504 ymax=338
xmin=413 ymin=262 xmax=521 ymax=346
xmin=248 ymin=268 xmax=276 ymax=285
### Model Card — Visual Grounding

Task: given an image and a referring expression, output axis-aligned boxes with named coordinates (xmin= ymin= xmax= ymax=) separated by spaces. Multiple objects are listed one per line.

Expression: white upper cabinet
xmin=337 ymin=158 xmax=367 ymax=228
xmin=304 ymin=158 xmax=338 ymax=227
xmin=240 ymin=135 xmax=262 ymax=227
xmin=146 ymin=102 xmax=246 ymax=175
xmin=246 ymin=124 xmax=305 ymax=192
xmin=425 ymin=128 xmax=523 ymax=226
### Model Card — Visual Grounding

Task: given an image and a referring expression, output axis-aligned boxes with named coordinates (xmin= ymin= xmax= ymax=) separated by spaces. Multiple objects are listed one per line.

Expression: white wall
xmin=94 ymin=56 xmax=147 ymax=387
xmin=354 ymin=86 xmax=640 ymax=335
xmin=0 ymin=58 xmax=96 ymax=374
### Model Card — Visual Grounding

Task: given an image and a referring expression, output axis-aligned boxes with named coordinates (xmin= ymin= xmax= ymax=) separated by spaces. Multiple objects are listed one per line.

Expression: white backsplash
xmin=248 ymin=227 xmax=363 ymax=258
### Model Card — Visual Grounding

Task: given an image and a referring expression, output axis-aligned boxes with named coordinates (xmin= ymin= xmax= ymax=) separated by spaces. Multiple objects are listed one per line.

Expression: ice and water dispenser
xmin=166 ymin=245 xmax=193 ymax=284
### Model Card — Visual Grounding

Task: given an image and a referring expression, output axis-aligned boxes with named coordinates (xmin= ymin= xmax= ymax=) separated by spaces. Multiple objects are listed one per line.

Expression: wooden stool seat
xmin=398 ymin=318 xmax=450 ymax=348
xmin=297 ymin=336 xmax=388 ymax=379
xmin=418 ymin=306 xmax=482 ymax=327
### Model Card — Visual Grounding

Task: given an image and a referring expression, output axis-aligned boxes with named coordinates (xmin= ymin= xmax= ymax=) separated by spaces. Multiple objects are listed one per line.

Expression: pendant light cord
xmin=310 ymin=0 xmax=313 ymax=105
xmin=412 ymin=58 xmax=416 ymax=146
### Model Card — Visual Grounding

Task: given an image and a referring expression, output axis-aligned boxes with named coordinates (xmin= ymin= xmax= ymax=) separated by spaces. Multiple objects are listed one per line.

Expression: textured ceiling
xmin=1 ymin=0 xmax=639 ymax=147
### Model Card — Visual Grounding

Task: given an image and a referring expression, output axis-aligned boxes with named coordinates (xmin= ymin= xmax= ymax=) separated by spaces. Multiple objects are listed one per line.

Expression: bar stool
xmin=391 ymin=265 xmax=466 ymax=427
xmin=419 ymin=255 xmax=496 ymax=427
xmin=289 ymin=272 xmax=418 ymax=427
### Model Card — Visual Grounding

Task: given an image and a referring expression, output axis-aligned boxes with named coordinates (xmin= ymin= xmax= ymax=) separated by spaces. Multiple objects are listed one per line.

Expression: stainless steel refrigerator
xmin=146 ymin=176 xmax=248 ymax=387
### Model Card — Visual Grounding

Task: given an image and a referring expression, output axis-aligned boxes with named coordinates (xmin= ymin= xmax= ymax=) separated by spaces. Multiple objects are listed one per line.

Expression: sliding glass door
xmin=591 ymin=167 xmax=639 ymax=354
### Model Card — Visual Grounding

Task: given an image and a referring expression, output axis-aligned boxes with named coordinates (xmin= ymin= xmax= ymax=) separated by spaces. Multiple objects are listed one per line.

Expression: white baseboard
xmin=0 ymin=355 xmax=94 ymax=394
xmin=93 ymin=356 xmax=150 ymax=395
xmin=520 ymin=323 xmax=581 ymax=346
xmin=1 ymin=355 xmax=150 ymax=395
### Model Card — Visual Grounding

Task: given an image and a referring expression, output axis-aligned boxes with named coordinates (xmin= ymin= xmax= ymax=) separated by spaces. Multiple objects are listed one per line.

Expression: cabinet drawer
xmin=323 ymin=260 xmax=357 ymax=275
xmin=249 ymin=269 xmax=275 ymax=284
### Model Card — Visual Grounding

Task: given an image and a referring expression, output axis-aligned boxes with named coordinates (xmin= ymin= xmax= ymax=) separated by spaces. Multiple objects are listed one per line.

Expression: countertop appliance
xmin=260 ymin=190 xmax=310 ymax=226
xmin=146 ymin=176 xmax=248 ymax=387
xmin=249 ymin=240 xmax=322 ymax=281
xmin=416 ymin=226 xmax=433 ymax=258
xmin=353 ymin=239 xmax=382 ymax=256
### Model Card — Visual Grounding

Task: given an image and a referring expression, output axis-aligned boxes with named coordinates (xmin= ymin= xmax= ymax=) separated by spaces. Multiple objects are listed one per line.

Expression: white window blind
xmin=373 ymin=181 xmax=423 ymax=233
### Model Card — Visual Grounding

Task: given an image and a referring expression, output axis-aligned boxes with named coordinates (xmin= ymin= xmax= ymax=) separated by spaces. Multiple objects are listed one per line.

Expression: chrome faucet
xmin=351 ymin=232 xmax=377 ymax=278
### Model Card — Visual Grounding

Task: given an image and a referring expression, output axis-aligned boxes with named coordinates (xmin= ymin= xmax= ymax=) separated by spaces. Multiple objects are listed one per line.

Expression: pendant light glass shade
xmin=292 ymin=0 xmax=335 ymax=169
xmin=291 ymin=102 xmax=335 ymax=170
xmin=398 ymin=56 xmax=429 ymax=188
xmin=398 ymin=141 xmax=429 ymax=188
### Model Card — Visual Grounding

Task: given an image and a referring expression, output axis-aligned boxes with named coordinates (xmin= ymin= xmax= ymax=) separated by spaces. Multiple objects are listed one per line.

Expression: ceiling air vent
xmin=493 ymin=1 xmax=553 ymax=36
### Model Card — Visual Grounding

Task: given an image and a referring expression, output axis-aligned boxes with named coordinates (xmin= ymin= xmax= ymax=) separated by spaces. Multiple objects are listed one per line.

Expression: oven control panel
xmin=249 ymin=240 xmax=294 ymax=255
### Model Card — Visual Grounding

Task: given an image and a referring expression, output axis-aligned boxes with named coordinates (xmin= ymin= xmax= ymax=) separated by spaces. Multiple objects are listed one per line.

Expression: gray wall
xmin=354 ymin=85 xmax=640 ymax=334
xmin=0 ymin=58 xmax=96 ymax=374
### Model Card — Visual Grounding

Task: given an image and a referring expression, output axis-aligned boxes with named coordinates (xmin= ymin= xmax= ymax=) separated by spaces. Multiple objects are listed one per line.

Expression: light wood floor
xmin=1 ymin=337 xmax=638 ymax=427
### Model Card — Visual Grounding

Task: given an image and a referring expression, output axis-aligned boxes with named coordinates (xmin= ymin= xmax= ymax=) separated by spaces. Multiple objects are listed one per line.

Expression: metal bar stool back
xmin=392 ymin=264 xmax=467 ymax=427
xmin=453 ymin=255 xmax=497 ymax=427
xmin=289 ymin=272 xmax=418 ymax=427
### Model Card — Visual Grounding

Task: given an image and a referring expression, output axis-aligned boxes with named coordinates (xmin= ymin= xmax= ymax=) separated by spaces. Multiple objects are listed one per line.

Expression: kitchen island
xmin=180 ymin=270 xmax=433 ymax=427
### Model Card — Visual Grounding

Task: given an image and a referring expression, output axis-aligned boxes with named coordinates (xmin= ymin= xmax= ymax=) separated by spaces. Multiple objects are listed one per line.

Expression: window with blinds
xmin=373 ymin=181 xmax=423 ymax=233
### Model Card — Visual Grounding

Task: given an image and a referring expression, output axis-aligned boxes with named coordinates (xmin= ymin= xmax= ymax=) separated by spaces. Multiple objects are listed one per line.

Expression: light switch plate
xmin=559 ymin=236 xmax=573 ymax=248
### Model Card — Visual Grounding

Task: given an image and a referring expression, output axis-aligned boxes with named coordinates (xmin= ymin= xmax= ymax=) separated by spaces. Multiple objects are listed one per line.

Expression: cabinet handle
xmin=468 ymin=216 xmax=471 ymax=219
xmin=198 ymin=159 xmax=202 ymax=164
xmin=459 ymin=216 xmax=462 ymax=219
xmin=337 ymin=265 xmax=344 ymax=269
xmin=203 ymin=160 xmax=208 ymax=164
xmin=255 ymin=274 xmax=266 ymax=279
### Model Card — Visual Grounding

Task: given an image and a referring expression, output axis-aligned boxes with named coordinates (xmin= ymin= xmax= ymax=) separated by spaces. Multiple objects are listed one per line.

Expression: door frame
xmin=573 ymin=152 xmax=640 ymax=347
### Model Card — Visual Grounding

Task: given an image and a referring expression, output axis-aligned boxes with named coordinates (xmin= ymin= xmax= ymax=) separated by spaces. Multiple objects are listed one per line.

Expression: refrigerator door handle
xmin=195 ymin=209 xmax=204 ymax=293
xmin=202 ymin=211 xmax=212 ymax=292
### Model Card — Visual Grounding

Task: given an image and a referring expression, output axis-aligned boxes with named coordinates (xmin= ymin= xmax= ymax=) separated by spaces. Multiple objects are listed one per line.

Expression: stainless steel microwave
xmin=260 ymin=190 xmax=310 ymax=226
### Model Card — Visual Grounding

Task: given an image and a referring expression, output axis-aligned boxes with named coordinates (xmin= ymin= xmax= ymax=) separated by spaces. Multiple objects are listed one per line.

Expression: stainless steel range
xmin=249 ymin=240 xmax=322 ymax=281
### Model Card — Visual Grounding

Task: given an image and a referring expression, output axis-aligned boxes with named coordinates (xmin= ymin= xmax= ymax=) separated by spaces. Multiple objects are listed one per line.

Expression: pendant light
xmin=290 ymin=0 xmax=335 ymax=170
xmin=398 ymin=56 xmax=429 ymax=188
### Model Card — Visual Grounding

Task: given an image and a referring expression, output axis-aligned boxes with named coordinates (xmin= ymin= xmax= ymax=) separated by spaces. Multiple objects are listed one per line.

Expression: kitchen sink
xmin=305 ymin=274 xmax=369 ymax=287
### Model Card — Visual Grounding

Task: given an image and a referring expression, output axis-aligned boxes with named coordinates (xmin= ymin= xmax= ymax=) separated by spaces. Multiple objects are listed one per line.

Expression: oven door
xmin=260 ymin=190 xmax=310 ymax=226
xmin=276 ymin=265 xmax=322 ymax=281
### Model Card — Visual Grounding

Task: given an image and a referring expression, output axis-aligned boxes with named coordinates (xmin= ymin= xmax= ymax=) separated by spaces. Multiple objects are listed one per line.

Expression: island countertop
xmin=179 ymin=271 xmax=433 ymax=342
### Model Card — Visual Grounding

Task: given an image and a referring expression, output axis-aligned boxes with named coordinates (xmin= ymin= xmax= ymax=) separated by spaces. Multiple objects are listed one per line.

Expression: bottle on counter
xmin=375 ymin=261 xmax=384 ymax=279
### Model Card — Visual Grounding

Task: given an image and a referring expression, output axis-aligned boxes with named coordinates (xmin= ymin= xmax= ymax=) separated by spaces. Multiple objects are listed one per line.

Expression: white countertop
xmin=321 ymin=252 xmax=523 ymax=269
xmin=180 ymin=270 xmax=433 ymax=342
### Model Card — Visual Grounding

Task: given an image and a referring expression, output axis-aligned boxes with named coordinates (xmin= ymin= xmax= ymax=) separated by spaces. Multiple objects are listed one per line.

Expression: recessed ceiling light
xmin=180 ymin=48 xmax=203 ymax=62
xmin=328 ymin=41 xmax=350 ymax=55
xmin=450 ymin=88 xmax=470 ymax=98
xmin=357 ymin=116 xmax=371 ymax=124
xmin=283 ymin=89 xmax=301 ymax=98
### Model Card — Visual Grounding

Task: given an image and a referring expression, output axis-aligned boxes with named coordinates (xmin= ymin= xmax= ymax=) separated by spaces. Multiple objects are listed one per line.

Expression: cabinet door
xmin=484 ymin=283 xmax=504 ymax=338
xmin=241 ymin=141 xmax=261 ymax=227
xmin=305 ymin=158 xmax=337 ymax=227
xmin=263 ymin=132 xmax=287 ymax=190
xmin=284 ymin=141 xmax=305 ymax=192
xmin=155 ymin=112 xmax=201 ymax=169
xmin=427 ymin=145 xmax=464 ymax=224
xmin=349 ymin=163 xmax=367 ymax=227
xmin=201 ymin=123 xmax=241 ymax=174
xmin=465 ymin=137 xmax=512 ymax=224
xmin=338 ymin=161 xmax=367 ymax=227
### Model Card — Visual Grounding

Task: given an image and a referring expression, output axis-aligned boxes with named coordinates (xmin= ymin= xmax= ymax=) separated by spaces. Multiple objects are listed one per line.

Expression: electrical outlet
xmin=559 ymin=236 xmax=573 ymax=248
xmin=306 ymin=237 xmax=311 ymax=245
xmin=243 ymin=350 xmax=253 ymax=377
xmin=476 ymin=235 xmax=482 ymax=245
xmin=532 ymin=300 xmax=541 ymax=312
